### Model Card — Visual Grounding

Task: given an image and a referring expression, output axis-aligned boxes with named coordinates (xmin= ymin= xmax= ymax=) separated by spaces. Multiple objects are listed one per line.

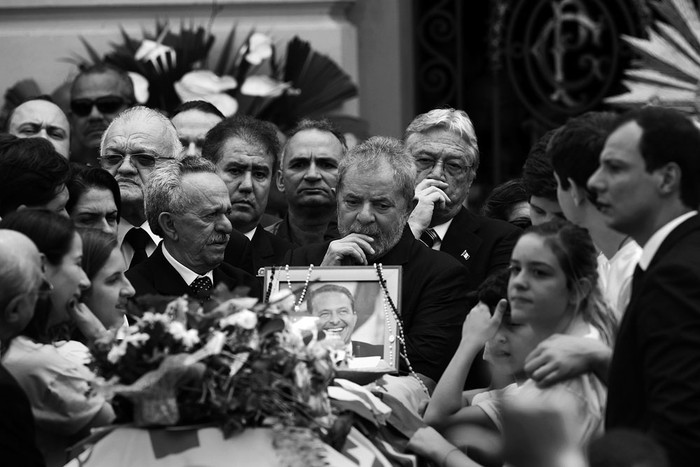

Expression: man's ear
xmin=158 ymin=212 xmax=178 ymax=241
xmin=568 ymin=178 xmax=586 ymax=206
xmin=3 ymin=293 xmax=33 ymax=327
xmin=657 ymin=162 xmax=682 ymax=197
xmin=276 ymin=170 xmax=285 ymax=193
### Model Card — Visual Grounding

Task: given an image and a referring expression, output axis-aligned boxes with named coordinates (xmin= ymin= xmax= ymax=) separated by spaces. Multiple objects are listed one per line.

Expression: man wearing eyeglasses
xmin=404 ymin=108 xmax=521 ymax=298
xmin=100 ymin=106 xmax=182 ymax=268
xmin=69 ymin=64 xmax=134 ymax=166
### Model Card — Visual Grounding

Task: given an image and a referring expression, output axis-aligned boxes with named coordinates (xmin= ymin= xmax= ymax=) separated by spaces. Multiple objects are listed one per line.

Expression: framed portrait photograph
xmin=263 ymin=265 xmax=402 ymax=374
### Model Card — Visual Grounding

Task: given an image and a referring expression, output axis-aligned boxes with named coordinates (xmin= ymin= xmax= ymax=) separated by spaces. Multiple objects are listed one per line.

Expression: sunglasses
xmin=70 ymin=96 xmax=129 ymax=117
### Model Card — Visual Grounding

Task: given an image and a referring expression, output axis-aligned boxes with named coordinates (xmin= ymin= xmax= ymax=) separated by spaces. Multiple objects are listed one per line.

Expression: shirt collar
xmin=161 ymin=243 xmax=214 ymax=286
xmin=117 ymin=218 xmax=160 ymax=248
xmin=243 ymin=226 xmax=257 ymax=241
xmin=431 ymin=218 xmax=453 ymax=244
xmin=638 ymin=211 xmax=697 ymax=270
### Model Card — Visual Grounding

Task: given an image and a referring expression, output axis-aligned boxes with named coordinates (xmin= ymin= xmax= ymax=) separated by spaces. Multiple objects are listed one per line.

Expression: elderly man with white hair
xmin=99 ymin=106 xmax=183 ymax=268
xmin=0 ymin=229 xmax=47 ymax=466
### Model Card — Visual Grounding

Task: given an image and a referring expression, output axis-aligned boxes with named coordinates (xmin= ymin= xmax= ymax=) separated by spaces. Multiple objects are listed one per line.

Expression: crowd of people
xmin=1 ymin=62 xmax=698 ymax=467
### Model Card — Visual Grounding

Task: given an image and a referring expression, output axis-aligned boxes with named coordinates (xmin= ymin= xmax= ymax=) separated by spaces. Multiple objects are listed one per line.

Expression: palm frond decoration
xmin=607 ymin=0 xmax=700 ymax=114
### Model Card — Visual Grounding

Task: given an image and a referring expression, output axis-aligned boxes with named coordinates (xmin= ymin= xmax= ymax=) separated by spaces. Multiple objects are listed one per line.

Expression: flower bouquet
xmin=89 ymin=288 xmax=336 ymax=442
xmin=72 ymin=14 xmax=358 ymax=128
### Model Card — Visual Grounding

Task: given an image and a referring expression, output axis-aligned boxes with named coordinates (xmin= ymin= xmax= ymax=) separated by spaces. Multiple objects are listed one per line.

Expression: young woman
xmin=79 ymin=228 xmax=135 ymax=331
xmin=418 ymin=220 xmax=616 ymax=466
xmin=0 ymin=210 xmax=115 ymax=467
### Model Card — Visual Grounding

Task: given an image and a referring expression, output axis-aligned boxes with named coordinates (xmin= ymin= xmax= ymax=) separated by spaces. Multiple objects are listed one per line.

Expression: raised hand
xmin=320 ymin=233 xmax=375 ymax=266
xmin=408 ymin=178 xmax=450 ymax=237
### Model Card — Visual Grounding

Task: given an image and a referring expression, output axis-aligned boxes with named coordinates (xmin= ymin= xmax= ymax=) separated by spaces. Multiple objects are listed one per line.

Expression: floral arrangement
xmin=73 ymin=14 xmax=358 ymax=129
xmin=89 ymin=288 xmax=336 ymax=439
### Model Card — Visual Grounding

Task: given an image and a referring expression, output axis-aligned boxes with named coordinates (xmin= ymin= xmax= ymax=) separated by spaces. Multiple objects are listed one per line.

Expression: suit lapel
xmin=151 ymin=244 xmax=192 ymax=295
xmin=440 ymin=208 xmax=482 ymax=264
xmin=252 ymin=228 xmax=274 ymax=260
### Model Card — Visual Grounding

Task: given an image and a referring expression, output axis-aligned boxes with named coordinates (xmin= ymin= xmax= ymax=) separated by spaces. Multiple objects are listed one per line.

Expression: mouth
xmin=323 ymin=326 xmax=345 ymax=336
xmin=299 ymin=188 xmax=328 ymax=196
xmin=116 ymin=178 xmax=140 ymax=186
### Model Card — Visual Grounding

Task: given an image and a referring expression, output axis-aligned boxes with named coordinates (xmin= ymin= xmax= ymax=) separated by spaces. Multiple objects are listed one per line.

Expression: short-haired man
xmin=404 ymin=108 xmax=521 ymax=295
xmin=0 ymin=230 xmax=47 ymax=466
xmin=100 ymin=106 xmax=182 ymax=268
xmin=588 ymin=107 xmax=700 ymax=467
xmin=171 ymin=100 xmax=224 ymax=157
xmin=286 ymin=137 xmax=470 ymax=402
xmin=306 ymin=284 xmax=382 ymax=358
xmin=521 ymin=129 xmax=566 ymax=225
xmin=70 ymin=64 xmax=134 ymax=166
xmin=202 ymin=115 xmax=291 ymax=273
xmin=524 ymin=112 xmax=643 ymax=390
xmin=126 ymin=156 xmax=259 ymax=300
xmin=268 ymin=119 xmax=346 ymax=246
xmin=7 ymin=98 xmax=70 ymax=158
xmin=0 ymin=135 xmax=71 ymax=218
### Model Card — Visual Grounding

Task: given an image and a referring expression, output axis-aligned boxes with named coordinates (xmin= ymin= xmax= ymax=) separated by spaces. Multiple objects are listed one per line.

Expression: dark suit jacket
xmin=265 ymin=213 xmax=340 ymax=247
xmin=286 ymin=226 xmax=470 ymax=383
xmin=222 ymin=229 xmax=256 ymax=277
xmin=440 ymin=207 xmax=521 ymax=295
xmin=126 ymin=243 xmax=261 ymax=300
xmin=352 ymin=341 xmax=384 ymax=358
xmin=225 ymin=227 xmax=292 ymax=276
xmin=606 ymin=215 xmax=700 ymax=467
xmin=0 ymin=364 xmax=45 ymax=467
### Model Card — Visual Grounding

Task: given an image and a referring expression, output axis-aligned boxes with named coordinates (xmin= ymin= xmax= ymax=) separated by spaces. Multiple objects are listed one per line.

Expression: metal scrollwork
xmin=504 ymin=0 xmax=644 ymax=126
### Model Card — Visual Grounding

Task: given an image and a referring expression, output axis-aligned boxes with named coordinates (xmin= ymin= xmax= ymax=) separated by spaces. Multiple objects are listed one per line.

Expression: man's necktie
xmin=125 ymin=228 xmax=150 ymax=268
xmin=420 ymin=228 xmax=439 ymax=248
xmin=190 ymin=276 xmax=213 ymax=302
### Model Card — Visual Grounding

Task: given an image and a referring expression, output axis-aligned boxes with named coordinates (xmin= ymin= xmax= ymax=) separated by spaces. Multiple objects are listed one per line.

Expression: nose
xmin=88 ymin=102 xmax=102 ymax=120
xmin=185 ymin=142 xmax=198 ymax=157
xmin=356 ymin=202 xmax=375 ymax=224
xmin=328 ymin=310 xmax=341 ymax=325
xmin=78 ymin=268 xmax=91 ymax=291
xmin=38 ymin=128 xmax=49 ymax=140
xmin=304 ymin=161 xmax=321 ymax=180
xmin=429 ymin=159 xmax=447 ymax=181
xmin=121 ymin=278 xmax=136 ymax=299
xmin=509 ymin=269 xmax=527 ymax=290
xmin=239 ymin=171 xmax=253 ymax=192
xmin=587 ymin=166 xmax=603 ymax=194
xmin=117 ymin=154 xmax=138 ymax=175
xmin=217 ymin=213 xmax=233 ymax=234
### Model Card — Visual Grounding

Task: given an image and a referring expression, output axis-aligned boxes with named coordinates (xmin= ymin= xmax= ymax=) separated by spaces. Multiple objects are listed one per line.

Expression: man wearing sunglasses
xmin=100 ymin=106 xmax=182 ymax=268
xmin=69 ymin=64 xmax=134 ymax=166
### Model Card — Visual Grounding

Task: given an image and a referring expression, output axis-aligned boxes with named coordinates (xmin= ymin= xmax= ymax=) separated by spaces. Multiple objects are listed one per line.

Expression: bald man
xmin=0 ymin=230 xmax=46 ymax=466
xmin=7 ymin=99 xmax=70 ymax=158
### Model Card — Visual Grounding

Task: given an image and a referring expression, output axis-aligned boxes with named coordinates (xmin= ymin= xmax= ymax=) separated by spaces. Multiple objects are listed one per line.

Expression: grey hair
xmin=337 ymin=136 xmax=416 ymax=209
xmin=404 ymin=108 xmax=480 ymax=173
xmin=100 ymin=106 xmax=183 ymax=159
xmin=0 ymin=230 xmax=40 ymax=312
xmin=145 ymin=156 xmax=219 ymax=237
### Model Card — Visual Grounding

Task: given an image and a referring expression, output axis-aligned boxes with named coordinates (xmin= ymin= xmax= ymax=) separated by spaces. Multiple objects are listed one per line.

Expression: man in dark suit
xmin=202 ymin=115 xmax=291 ymax=275
xmin=404 ymin=109 xmax=520 ymax=388
xmin=0 ymin=230 xmax=47 ymax=466
xmin=404 ymin=108 xmax=520 ymax=295
xmin=126 ymin=156 xmax=259 ymax=300
xmin=286 ymin=137 xmax=469 ymax=401
xmin=587 ymin=106 xmax=700 ymax=467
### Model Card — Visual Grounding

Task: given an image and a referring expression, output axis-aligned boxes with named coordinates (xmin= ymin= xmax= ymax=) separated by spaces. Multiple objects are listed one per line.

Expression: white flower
xmin=240 ymin=75 xmax=293 ymax=97
xmin=164 ymin=296 xmax=189 ymax=322
xmin=174 ymin=70 xmax=239 ymax=116
xmin=128 ymin=72 xmax=149 ymax=104
xmin=135 ymin=39 xmax=175 ymax=62
xmin=141 ymin=311 xmax=169 ymax=324
xmin=220 ymin=309 xmax=258 ymax=330
xmin=244 ymin=33 xmax=273 ymax=65
xmin=124 ymin=332 xmax=150 ymax=347
xmin=107 ymin=342 xmax=127 ymax=363
xmin=168 ymin=321 xmax=200 ymax=348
